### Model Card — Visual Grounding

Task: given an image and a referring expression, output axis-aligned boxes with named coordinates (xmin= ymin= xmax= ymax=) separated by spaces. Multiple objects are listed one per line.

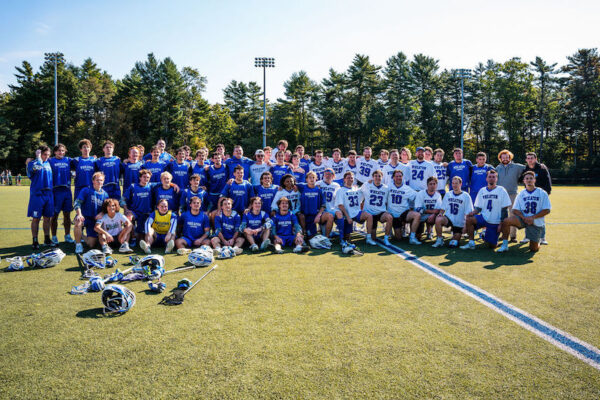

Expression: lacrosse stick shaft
xmin=185 ymin=264 xmax=218 ymax=294
xmin=163 ymin=265 xmax=197 ymax=275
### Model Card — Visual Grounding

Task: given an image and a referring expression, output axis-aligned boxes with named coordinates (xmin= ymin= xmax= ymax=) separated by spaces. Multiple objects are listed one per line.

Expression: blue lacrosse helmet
xmin=188 ymin=247 xmax=213 ymax=266
xmin=89 ymin=277 xmax=106 ymax=292
xmin=102 ymin=284 xmax=136 ymax=313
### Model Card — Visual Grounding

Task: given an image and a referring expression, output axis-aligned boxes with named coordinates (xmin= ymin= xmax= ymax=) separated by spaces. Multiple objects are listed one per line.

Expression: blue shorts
xmin=53 ymin=187 xmax=73 ymax=213
xmin=181 ymin=236 xmax=195 ymax=248
xmin=133 ymin=212 xmax=149 ymax=234
xmin=85 ymin=217 xmax=98 ymax=238
xmin=154 ymin=233 xmax=167 ymax=246
xmin=475 ymin=214 xmax=500 ymax=245
xmin=278 ymin=235 xmax=296 ymax=247
xmin=351 ymin=211 xmax=363 ymax=222
xmin=304 ymin=213 xmax=318 ymax=236
xmin=28 ymin=190 xmax=54 ymax=218
xmin=103 ymin=185 xmax=121 ymax=200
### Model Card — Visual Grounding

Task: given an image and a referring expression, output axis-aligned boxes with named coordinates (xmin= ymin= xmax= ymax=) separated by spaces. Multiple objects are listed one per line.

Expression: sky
xmin=1 ymin=0 xmax=598 ymax=104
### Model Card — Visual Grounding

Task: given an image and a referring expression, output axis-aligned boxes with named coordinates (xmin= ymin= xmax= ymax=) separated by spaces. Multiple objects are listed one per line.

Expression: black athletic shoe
xmin=32 ymin=241 xmax=40 ymax=251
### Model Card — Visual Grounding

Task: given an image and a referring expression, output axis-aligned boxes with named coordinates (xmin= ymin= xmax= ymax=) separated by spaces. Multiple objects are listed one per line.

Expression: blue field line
xmin=375 ymin=238 xmax=600 ymax=370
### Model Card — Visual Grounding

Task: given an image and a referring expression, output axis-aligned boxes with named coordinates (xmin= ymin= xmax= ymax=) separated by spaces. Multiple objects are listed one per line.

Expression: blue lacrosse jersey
xmin=470 ymin=164 xmax=493 ymax=202
xmin=221 ymin=180 xmax=254 ymax=214
xmin=180 ymin=187 xmax=208 ymax=213
xmin=122 ymin=161 xmax=143 ymax=191
xmin=241 ymin=210 xmax=271 ymax=231
xmin=292 ymin=169 xmax=306 ymax=184
xmin=297 ymin=183 xmax=324 ymax=215
xmin=272 ymin=212 xmax=299 ymax=237
xmin=299 ymin=158 xmax=311 ymax=173
xmin=71 ymin=156 xmax=96 ymax=191
xmin=27 ymin=159 xmax=53 ymax=194
xmin=214 ymin=211 xmax=241 ymax=240
xmin=447 ymin=160 xmax=473 ymax=191
xmin=75 ymin=187 xmax=108 ymax=217
xmin=270 ymin=164 xmax=293 ymax=186
xmin=178 ymin=210 xmax=210 ymax=239
xmin=151 ymin=185 xmax=179 ymax=212
xmin=225 ymin=156 xmax=252 ymax=180
xmin=206 ymin=164 xmax=228 ymax=195
xmin=254 ymin=184 xmax=278 ymax=213
xmin=166 ymin=161 xmax=192 ymax=190
xmin=49 ymin=157 xmax=72 ymax=188
xmin=143 ymin=160 xmax=167 ymax=183
xmin=191 ymin=163 xmax=208 ymax=187
xmin=95 ymin=156 xmax=121 ymax=189
xmin=122 ymin=183 xmax=154 ymax=215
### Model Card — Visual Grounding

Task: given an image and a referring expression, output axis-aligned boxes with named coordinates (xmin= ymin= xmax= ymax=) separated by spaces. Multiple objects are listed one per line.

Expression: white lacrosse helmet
xmin=309 ymin=235 xmax=332 ymax=249
xmin=216 ymin=246 xmax=236 ymax=259
xmin=35 ymin=248 xmax=66 ymax=268
xmin=102 ymin=284 xmax=136 ymax=313
xmin=138 ymin=255 xmax=165 ymax=279
xmin=188 ymin=247 xmax=214 ymax=266
xmin=83 ymin=250 xmax=106 ymax=269
xmin=6 ymin=257 xmax=24 ymax=272
xmin=89 ymin=277 xmax=106 ymax=292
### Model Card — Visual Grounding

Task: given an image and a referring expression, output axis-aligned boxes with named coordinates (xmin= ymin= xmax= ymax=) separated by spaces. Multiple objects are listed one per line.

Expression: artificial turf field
xmin=0 ymin=186 xmax=599 ymax=399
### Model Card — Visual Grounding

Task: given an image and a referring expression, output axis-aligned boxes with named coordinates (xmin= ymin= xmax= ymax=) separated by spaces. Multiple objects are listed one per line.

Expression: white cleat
xmin=293 ymin=245 xmax=303 ymax=253
xmin=520 ymin=238 xmax=530 ymax=244
xmin=177 ymin=247 xmax=191 ymax=255
xmin=75 ymin=243 xmax=84 ymax=254
xmin=140 ymin=240 xmax=151 ymax=254
xmin=432 ymin=238 xmax=444 ymax=248
xmin=540 ymin=239 xmax=548 ymax=245
xmin=102 ymin=244 xmax=113 ymax=255
xmin=119 ymin=242 xmax=133 ymax=253
xmin=233 ymin=246 xmax=243 ymax=255
xmin=165 ymin=239 xmax=175 ymax=254
xmin=409 ymin=237 xmax=422 ymax=245
xmin=250 ymin=244 xmax=259 ymax=252
xmin=460 ymin=242 xmax=476 ymax=250
xmin=274 ymin=244 xmax=284 ymax=254
xmin=260 ymin=238 xmax=271 ymax=251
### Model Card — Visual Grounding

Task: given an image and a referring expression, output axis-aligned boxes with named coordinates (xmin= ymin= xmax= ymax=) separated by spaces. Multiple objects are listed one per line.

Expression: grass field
xmin=1 ymin=186 xmax=599 ymax=399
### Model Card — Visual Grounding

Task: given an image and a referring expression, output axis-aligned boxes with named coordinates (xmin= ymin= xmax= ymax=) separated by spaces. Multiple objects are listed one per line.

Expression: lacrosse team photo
xmin=1 ymin=0 xmax=599 ymax=398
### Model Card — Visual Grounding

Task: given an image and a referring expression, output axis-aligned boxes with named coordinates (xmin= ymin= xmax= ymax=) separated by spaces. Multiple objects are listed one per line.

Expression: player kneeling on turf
xmin=73 ymin=172 xmax=109 ymax=254
xmin=95 ymin=198 xmax=133 ymax=254
xmin=433 ymin=176 xmax=473 ymax=248
xmin=241 ymin=197 xmax=272 ymax=252
xmin=497 ymin=171 xmax=551 ymax=253
xmin=461 ymin=169 xmax=511 ymax=249
xmin=140 ymin=199 xmax=177 ymax=254
xmin=406 ymin=176 xmax=442 ymax=245
xmin=211 ymin=197 xmax=245 ymax=255
xmin=271 ymin=196 xmax=306 ymax=254
xmin=175 ymin=196 xmax=211 ymax=255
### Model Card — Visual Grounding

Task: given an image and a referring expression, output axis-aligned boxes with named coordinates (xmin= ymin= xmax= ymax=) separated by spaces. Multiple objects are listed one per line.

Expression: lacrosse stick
xmin=70 ymin=265 xmax=135 ymax=295
xmin=159 ymin=265 xmax=218 ymax=305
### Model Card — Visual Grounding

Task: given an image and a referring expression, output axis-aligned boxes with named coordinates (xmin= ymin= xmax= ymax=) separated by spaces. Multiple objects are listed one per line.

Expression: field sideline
xmin=1 ymin=186 xmax=599 ymax=398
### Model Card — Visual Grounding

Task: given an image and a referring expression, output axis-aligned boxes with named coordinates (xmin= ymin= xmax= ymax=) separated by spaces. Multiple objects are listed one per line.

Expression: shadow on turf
xmin=76 ymin=307 xmax=124 ymax=319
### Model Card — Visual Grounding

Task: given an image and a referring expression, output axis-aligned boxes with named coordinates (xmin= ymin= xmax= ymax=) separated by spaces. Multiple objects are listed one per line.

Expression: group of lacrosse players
xmin=24 ymin=138 xmax=552 ymax=257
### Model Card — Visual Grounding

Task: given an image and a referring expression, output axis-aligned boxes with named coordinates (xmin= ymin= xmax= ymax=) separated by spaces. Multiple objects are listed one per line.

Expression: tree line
xmin=1 ymin=49 xmax=598 ymax=176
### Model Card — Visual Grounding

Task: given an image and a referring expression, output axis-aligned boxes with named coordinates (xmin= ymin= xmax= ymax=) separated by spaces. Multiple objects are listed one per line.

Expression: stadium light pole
xmin=45 ymin=52 xmax=64 ymax=146
xmin=455 ymin=68 xmax=471 ymax=152
xmin=254 ymin=57 xmax=275 ymax=148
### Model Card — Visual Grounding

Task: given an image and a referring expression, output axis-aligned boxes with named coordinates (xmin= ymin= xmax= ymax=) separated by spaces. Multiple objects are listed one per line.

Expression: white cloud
xmin=34 ymin=22 xmax=51 ymax=35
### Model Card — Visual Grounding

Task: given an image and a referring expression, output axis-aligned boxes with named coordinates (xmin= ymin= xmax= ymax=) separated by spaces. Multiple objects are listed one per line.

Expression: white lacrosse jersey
xmin=377 ymin=159 xmax=389 ymax=170
xmin=334 ymin=186 xmax=364 ymax=219
xmin=474 ymin=185 xmax=512 ymax=224
xmin=414 ymin=190 xmax=443 ymax=213
xmin=271 ymin=188 xmax=301 ymax=214
xmin=431 ymin=162 xmax=448 ymax=191
xmin=317 ymin=180 xmax=341 ymax=213
xmin=97 ymin=212 xmax=128 ymax=236
xmin=355 ymin=158 xmax=379 ymax=183
xmin=309 ymin=161 xmax=327 ymax=181
xmin=361 ymin=182 xmax=389 ymax=215
xmin=442 ymin=190 xmax=473 ymax=228
xmin=249 ymin=162 xmax=270 ymax=185
xmin=386 ymin=183 xmax=417 ymax=218
xmin=382 ymin=162 xmax=406 ymax=186
xmin=326 ymin=159 xmax=346 ymax=179
xmin=408 ymin=160 xmax=435 ymax=191
xmin=512 ymin=187 xmax=551 ymax=227
xmin=341 ymin=162 xmax=359 ymax=185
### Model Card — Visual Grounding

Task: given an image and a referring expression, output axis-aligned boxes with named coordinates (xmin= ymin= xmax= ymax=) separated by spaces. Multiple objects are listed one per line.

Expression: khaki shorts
xmin=516 ymin=216 xmax=543 ymax=243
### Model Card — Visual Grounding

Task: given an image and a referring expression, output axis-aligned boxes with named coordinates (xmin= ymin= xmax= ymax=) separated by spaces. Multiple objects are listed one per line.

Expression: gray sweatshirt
xmin=496 ymin=162 xmax=525 ymax=195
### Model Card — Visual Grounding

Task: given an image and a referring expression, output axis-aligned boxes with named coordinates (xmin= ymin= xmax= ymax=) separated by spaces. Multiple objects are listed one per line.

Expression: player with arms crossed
xmin=461 ymin=169 xmax=511 ymax=249
xmin=95 ymin=198 xmax=133 ymax=254
xmin=26 ymin=146 xmax=54 ymax=250
xmin=497 ymin=171 xmax=551 ymax=253
xmin=406 ymin=176 xmax=443 ymax=245
xmin=432 ymin=176 xmax=473 ymax=248
xmin=380 ymin=169 xmax=417 ymax=246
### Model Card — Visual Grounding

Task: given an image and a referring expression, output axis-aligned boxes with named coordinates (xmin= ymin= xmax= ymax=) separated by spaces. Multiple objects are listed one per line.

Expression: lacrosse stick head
xmin=34 ymin=248 xmax=66 ymax=268
xmin=102 ymin=284 xmax=136 ymax=313
xmin=309 ymin=235 xmax=331 ymax=249
xmin=83 ymin=250 xmax=106 ymax=269
xmin=159 ymin=289 xmax=186 ymax=305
